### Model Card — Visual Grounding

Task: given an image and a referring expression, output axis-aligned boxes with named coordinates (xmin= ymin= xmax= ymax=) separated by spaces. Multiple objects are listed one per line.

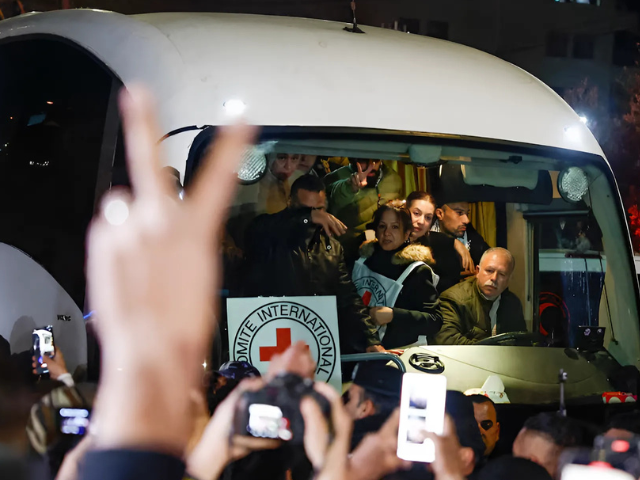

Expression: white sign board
xmin=227 ymin=296 xmax=342 ymax=391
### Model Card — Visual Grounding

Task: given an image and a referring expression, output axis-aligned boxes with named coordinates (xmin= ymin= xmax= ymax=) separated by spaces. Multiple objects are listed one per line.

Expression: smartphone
xmin=57 ymin=408 xmax=91 ymax=436
xmin=246 ymin=403 xmax=292 ymax=441
xmin=32 ymin=326 xmax=54 ymax=375
xmin=397 ymin=373 xmax=447 ymax=463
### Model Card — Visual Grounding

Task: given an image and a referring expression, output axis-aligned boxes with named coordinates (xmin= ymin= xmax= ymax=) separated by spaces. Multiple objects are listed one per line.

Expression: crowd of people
xmin=229 ymin=134 xmax=522 ymax=353
xmin=1 ymin=87 xmax=638 ymax=480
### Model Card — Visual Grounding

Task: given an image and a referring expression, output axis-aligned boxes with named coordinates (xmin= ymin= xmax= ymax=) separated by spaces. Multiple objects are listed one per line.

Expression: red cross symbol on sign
xmin=362 ymin=291 xmax=372 ymax=306
xmin=259 ymin=328 xmax=309 ymax=362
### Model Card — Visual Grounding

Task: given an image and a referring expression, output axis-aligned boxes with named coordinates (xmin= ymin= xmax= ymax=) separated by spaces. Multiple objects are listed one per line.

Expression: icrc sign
xmin=226 ymin=296 xmax=342 ymax=391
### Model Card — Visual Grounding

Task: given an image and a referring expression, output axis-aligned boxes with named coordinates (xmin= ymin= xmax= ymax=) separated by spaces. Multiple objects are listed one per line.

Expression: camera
xmin=560 ymin=435 xmax=640 ymax=480
xmin=234 ymin=373 xmax=332 ymax=445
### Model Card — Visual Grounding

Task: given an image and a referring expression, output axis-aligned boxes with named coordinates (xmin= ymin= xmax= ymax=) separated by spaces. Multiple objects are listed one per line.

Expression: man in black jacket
xmin=243 ymin=174 xmax=382 ymax=354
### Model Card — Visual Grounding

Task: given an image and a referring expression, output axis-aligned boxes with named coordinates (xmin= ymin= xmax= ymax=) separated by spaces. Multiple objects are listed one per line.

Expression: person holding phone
xmin=352 ymin=203 xmax=442 ymax=349
xmin=32 ymin=349 xmax=73 ymax=387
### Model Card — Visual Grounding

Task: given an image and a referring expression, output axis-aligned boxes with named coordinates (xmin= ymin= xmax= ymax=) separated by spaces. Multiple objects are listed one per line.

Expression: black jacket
xmin=243 ymin=207 xmax=380 ymax=354
xmin=358 ymin=241 xmax=443 ymax=349
xmin=466 ymin=223 xmax=491 ymax=267
xmin=416 ymin=232 xmax=462 ymax=293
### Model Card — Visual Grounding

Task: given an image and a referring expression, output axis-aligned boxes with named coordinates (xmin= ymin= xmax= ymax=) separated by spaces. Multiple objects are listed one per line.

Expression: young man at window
xmin=432 ymin=200 xmax=491 ymax=268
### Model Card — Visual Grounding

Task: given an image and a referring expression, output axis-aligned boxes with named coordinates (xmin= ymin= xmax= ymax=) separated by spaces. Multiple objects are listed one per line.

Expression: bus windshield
xmin=191 ymin=128 xmax=640 ymax=405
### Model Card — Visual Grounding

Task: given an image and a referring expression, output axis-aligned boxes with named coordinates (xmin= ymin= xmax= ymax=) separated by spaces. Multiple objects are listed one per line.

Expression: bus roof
xmin=0 ymin=9 xmax=604 ymax=157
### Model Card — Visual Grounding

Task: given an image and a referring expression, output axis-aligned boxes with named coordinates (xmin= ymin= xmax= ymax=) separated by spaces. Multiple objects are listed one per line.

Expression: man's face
xmin=476 ymin=251 xmax=512 ymax=300
xmin=298 ymin=155 xmax=317 ymax=173
xmin=513 ymin=428 xmax=558 ymax=478
xmin=473 ymin=401 xmax=500 ymax=456
xmin=271 ymin=154 xmax=301 ymax=181
xmin=344 ymin=384 xmax=371 ymax=420
xmin=436 ymin=202 xmax=470 ymax=238
xmin=291 ymin=189 xmax=326 ymax=211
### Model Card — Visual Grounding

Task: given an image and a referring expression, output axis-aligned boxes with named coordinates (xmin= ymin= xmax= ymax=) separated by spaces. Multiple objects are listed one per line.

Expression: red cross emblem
xmin=362 ymin=290 xmax=372 ymax=306
xmin=259 ymin=328 xmax=309 ymax=362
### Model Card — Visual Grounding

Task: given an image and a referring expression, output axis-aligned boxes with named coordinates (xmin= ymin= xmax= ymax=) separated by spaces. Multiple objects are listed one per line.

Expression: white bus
xmin=0 ymin=9 xmax=638 ymax=409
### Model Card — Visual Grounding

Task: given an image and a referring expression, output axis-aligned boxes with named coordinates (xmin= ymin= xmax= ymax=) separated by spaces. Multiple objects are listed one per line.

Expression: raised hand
xmin=88 ymin=85 xmax=256 ymax=455
xmin=425 ymin=415 xmax=466 ymax=480
xmin=300 ymin=381 xmax=353 ymax=480
xmin=349 ymin=409 xmax=412 ymax=480
xmin=311 ymin=209 xmax=348 ymax=237
xmin=266 ymin=340 xmax=317 ymax=381
xmin=350 ymin=162 xmax=374 ymax=192
xmin=32 ymin=349 xmax=68 ymax=380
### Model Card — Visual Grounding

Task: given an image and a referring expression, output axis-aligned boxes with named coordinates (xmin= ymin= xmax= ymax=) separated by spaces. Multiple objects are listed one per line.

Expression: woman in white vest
xmin=352 ymin=203 xmax=443 ymax=349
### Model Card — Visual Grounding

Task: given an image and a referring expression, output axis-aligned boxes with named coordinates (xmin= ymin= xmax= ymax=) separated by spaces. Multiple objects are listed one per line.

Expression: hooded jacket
xmin=357 ymin=241 xmax=443 ymax=348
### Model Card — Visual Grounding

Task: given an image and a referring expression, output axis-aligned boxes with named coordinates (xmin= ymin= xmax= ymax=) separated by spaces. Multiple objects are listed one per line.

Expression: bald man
xmin=434 ymin=247 xmax=526 ymax=345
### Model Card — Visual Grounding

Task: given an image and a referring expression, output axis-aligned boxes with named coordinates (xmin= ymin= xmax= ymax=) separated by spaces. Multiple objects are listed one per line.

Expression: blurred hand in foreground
xmin=266 ymin=340 xmax=316 ymax=381
xmin=88 ymin=85 xmax=256 ymax=455
xmin=348 ymin=409 xmax=411 ymax=480
xmin=425 ymin=415 xmax=466 ymax=480
xmin=301 ymin=381 xmax=353 ymax=480
xmin=187 ymin=378 xmax=281 ymax=480
xmin=32 ymin=349 xmax=68 ymax=380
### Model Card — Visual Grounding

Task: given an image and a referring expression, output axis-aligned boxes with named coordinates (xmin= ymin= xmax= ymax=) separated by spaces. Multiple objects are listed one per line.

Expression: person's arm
xmin=80 ymin=87 xmax=256 ymax=480
xmin=245 ymin=209 xmax=347 ymax=261
xmin=335 ymin=245 xmax=381 ymax=351
xmin=328 ymin=176 xmax=366 ymax=212
xmin=390 ymin=268 xmax=443 ymax=338
xmin=433 ymin=295 xmax=478 ymax=345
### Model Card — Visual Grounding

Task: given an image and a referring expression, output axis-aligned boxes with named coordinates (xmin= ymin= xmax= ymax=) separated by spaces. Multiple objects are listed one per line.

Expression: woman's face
xmin=376 ymin=210 xmax=410 ymax=251
xmin=409 ymin=199 xmax=436 ymax=240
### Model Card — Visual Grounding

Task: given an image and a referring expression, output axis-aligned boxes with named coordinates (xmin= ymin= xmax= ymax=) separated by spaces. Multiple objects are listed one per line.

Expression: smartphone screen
xmin=32 ymin=326 xmax=55 ymax=375
xmin=397 ymin=373 xmax=447 ymax=463
xmin=58 ymin=408 xmax=91 ymax=436
xmin=246 ymin=403 xmax=292 ymax=441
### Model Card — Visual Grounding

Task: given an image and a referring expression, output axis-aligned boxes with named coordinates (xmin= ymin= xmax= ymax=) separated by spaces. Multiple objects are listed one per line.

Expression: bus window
xmin=530 ymin=214 xmax=605 ymax=347
xmin=180 ymin=127 xmax=639 ymax=403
